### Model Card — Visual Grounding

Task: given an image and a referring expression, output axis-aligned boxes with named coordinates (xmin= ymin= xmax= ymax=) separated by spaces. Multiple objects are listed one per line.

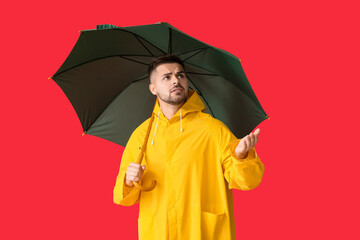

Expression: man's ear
xmin=149 ymin=83 xmax=156 ymax=95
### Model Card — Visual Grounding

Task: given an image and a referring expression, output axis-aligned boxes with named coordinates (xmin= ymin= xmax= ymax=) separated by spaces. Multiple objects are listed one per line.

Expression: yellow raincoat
xmin=113 ymin=90 xmax=265 ymax=240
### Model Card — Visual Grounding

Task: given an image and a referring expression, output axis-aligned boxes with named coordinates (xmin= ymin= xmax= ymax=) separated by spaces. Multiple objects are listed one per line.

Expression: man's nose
xmin=171 ymin=75 xmax=179 ymax=85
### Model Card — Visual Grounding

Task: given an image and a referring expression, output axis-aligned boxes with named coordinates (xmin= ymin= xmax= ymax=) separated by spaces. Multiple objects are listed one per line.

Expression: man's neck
xmin=159 ymin=101 xmax=184 ymax=120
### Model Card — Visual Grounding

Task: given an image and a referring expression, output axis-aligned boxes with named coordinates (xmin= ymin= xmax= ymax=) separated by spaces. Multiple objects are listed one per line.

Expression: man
xmin=113 ymin=54 xmax=265 ymax=240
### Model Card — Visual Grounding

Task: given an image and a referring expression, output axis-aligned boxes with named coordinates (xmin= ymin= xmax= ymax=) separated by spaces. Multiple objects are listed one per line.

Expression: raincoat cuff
xmin=120 ymin=177 xmax=141 ymax=206
xmin=123 ymin=178 xmax=135 ymax=196
xmin=230 ymin=139 xmax=257 ymax=161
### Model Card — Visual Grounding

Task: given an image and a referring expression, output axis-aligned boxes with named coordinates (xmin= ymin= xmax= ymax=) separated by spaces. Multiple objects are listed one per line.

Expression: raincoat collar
xmin=153 ymin=90 xmax=206 ymax=121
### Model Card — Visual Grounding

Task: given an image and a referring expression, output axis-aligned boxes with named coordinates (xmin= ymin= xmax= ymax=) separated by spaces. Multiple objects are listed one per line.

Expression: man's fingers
xmin=126 ymin=173 xmax=140 ymax=182
xmin=127 ymin=168 xmax=141 ymax=177
xmin=127 ymin=164 xmax=146 ymax=177
xmin=254 ymin=128 xmax=260 ymax=145
xmin=129 ymin=162 xmax=140 ymax=168
xmin=241 ymin=137 xmax=248 ymax=152
xmin=127 ymin=170 xmax=140 ymax=176
xmin=254 ymin=133 xmax=259 ymax=145
xmin=245 ymin=136 xmax=252 ymax=151
xmin=126 ymin=167 xmax=139 ymax=174
xmin=128 ymin=176 xmax=140 ymax=182
xmin=249 ymin=133 xmax=255 ymax=149
xmin=126 ymin=163 xmax=146 ymax=184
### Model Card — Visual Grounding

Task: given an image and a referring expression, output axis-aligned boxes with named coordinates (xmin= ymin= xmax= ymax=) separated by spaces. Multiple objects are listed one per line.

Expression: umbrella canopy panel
xmin=184 ymin=63 xmax=265 ymax=139
xmin=54 ymin=28 xmax=165 ymax=75
xmin=86 ymin=78 xmax=156 ymax=146
xmin=55 ymin=56 xmax=150 ymax=132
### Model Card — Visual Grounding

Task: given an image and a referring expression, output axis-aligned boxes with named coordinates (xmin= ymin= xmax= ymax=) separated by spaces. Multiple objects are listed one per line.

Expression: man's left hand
xmin=235 ymin=128 xmax=260 ymax=159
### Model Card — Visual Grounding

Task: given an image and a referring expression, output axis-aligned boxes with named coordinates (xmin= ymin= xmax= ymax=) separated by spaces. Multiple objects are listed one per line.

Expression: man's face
xmin=149 ymin=63 xmax=189 ymax=106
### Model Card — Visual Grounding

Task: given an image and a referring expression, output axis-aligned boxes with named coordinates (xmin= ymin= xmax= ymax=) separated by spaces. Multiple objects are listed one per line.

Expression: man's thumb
xmin=141 ymin=165 xmax=146 ymax=170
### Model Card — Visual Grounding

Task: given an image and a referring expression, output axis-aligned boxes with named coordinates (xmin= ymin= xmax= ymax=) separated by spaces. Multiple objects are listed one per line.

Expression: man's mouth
xmin=171 ymin=87 xmax=184 ymax=93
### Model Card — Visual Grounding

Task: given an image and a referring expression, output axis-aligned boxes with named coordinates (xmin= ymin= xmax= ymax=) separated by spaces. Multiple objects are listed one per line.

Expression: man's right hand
xmin=125 ymin=163 xmax=146 ymax=187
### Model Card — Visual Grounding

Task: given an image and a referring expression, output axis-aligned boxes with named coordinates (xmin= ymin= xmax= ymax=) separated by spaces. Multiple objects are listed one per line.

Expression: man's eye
xmin=164 ymin=76 xmax=169 ymax=80
xmin=177 ymin=74 xmax=184 ymax=78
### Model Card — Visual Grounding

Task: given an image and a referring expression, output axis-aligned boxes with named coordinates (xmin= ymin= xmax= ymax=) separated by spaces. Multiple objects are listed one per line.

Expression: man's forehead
xmin=155 ymin=63 xmax=184 ymax=74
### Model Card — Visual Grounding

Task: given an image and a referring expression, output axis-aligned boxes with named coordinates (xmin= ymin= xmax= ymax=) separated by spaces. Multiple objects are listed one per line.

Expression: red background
xmin=1 ymin=0 xmax=359 ymax=239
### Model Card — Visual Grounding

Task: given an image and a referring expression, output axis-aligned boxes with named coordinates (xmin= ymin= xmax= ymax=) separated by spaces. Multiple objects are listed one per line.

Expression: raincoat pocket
xmin=200 ymin=205 xmax=227 ymax=239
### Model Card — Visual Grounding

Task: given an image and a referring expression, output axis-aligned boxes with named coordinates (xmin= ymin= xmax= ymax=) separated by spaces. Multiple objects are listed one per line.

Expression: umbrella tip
xmin=239 ymin=59 xmax=242 ymax=63
xmin=82 ymin=131 xmax=87 ymax=136
xmin=156 ymin=22 xmax=162 ymax=24
xmin=266 ymin=115 xmax=270 ymax=120
xmin=79 ymin=30 xmax=82 ymax=33
xmin=48 ymin=76 xmax=53 ymax=80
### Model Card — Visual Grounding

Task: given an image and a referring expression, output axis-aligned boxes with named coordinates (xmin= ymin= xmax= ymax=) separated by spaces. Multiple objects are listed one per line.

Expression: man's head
xmin=148 ymin=54 xmax=189 ymax=106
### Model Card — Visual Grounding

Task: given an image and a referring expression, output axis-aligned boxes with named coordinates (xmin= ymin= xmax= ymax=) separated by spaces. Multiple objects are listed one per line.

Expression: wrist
xmin=125 ymin=178 xmax=134 ymax=187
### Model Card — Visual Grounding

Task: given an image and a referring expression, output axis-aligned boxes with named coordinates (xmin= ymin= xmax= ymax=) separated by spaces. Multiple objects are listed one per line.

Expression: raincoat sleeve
xmin=113 ymin=127 xmax=143 ymax=206
xmin=218 ymin=122 xmax=265 ymax=191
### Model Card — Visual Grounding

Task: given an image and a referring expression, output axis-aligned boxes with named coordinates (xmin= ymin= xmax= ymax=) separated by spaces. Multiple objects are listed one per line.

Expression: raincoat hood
xmin=153 ymin=89 xmax=206 ymax=119
xmin=151 ymin=90 xmax=205 ymax=145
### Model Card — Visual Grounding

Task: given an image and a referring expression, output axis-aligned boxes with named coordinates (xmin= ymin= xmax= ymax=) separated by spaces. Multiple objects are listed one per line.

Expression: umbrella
xmin=50 ymin=22 xmax=269 ymax=190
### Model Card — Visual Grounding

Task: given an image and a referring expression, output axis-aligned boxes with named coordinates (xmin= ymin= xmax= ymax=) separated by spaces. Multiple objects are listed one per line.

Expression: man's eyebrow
xmin=161 ymin=71 xmax=185 ymax=77
xmin=162 ymin=72 xmax=172 ymax=77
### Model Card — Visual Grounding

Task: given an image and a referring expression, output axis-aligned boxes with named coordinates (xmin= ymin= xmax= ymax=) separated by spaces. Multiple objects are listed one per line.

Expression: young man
xmin=113 ymin=54 xmax=264 ymax=240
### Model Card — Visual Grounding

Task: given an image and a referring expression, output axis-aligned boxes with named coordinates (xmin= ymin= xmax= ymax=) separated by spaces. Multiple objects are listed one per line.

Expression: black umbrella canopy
xmin=51 ymin=22 xmax=268 ymax=146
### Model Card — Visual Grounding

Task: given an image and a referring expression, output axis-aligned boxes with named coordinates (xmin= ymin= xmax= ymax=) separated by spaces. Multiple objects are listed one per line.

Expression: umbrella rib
xmin=53 ymin=55 xmax=154 ymax=77
xmin=181 ymin=48 xmax=207 ymax=62
xmin=186 ymin=75 xmax=215 ymax=118
xmin=178 ymin=47 xmax=205 ymax=58
xmin=114 ymin=28 xmax=166 ymax=55
xmin=119 ymin=56 xmax=150 ymax=66
xmin=185 ymin=71 xmax=218 ymax=76
xmin=132 ymin=75 xmax=148 ymax=83
xmin=134 ymin=35 xmax=155 ymax=57
xmin=168 ymin=28 xmax=172 ymax=54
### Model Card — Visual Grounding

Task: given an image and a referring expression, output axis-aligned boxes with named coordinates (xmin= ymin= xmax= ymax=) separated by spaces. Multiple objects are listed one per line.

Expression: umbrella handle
xmin=132 ymin=100 xmax=158 ymax=192
xmin=133 ymin=176 xmax=157 ymax=191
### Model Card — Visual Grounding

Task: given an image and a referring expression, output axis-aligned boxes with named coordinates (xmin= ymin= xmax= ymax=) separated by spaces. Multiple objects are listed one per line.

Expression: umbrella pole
xmin=132 ymin=99 xmax=158 ymax=191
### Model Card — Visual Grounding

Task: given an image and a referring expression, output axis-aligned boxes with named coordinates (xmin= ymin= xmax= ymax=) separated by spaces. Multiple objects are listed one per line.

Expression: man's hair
xmin=148 ymin=54 xmax=185 ymax=81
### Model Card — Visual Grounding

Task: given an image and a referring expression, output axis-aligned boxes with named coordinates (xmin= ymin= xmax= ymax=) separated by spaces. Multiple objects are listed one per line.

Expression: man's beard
xmin=157 ymin=85 xmax=188 ymax=105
